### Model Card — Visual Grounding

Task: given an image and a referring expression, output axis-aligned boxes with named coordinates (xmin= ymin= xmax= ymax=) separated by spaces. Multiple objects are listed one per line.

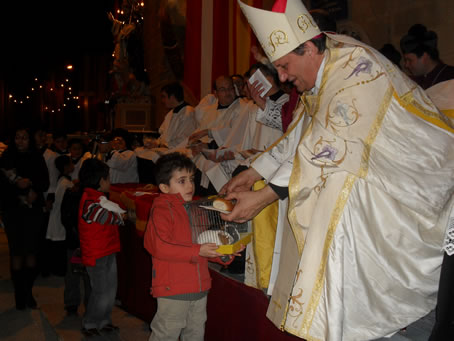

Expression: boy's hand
xmin=199 ymin=243 xmax=222 ymax=258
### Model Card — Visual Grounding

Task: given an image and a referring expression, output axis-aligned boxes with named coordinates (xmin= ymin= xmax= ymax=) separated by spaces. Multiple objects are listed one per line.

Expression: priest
xmin=221 ymin=0 xmax=454 ymax=340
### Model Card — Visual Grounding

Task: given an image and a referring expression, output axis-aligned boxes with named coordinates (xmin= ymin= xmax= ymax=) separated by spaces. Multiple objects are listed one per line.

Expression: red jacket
xmin=78 ymin=188 xmax=121 ymax=266
xmin=144 ymin=193 xmax=211 ymax=298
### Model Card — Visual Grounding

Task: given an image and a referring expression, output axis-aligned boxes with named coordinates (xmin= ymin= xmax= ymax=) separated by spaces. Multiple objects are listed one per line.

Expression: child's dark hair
xmin=155 ymin=152 xmax=196 ymax=186
xmin=54 ymin=154 xmax=72 ymax=175
xmin=79 ymin=158 xmax=110 ymax=190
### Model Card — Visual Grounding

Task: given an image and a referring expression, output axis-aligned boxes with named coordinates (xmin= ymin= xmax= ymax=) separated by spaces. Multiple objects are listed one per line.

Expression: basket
xmin=183 ymin=197 xmax=252 ymax=254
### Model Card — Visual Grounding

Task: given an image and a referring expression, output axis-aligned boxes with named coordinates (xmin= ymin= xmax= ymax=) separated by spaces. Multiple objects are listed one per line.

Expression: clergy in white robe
xmin=203 ymin=68 xmax=288 ymax=190
xmin=157 ymin=82 xmax=197 ymax=149
xmin=106 ymin=134 xmax=139 ymax=184
xmin=190 ymin=76 xmax=255 ymax=190
xmin=220 ymin=1 xmax=454 ymax=340
xmin=190 ymin=76 xmax=250 ymax=147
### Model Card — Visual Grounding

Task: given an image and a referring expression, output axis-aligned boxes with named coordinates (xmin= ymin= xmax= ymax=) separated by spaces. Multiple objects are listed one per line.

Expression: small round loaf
xmin=212 ymin=198 xmax=234 ymax=212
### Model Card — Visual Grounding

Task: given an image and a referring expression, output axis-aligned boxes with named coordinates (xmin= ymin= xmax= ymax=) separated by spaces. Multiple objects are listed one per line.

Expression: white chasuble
xmin=269 ymin=35 xmax=454 ymax=341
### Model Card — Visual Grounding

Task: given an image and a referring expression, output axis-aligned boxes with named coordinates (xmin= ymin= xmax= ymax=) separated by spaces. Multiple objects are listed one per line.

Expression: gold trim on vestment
xmin=288 ymin=48 xmax=334 ymax=255
xmin=299 ymin=174 xmax=356 ymax=336
xmin=396 ymin=92 xmax=454 ymax=133
xmin=284 ymin=47 xmax=336 ymax=336
xmin=359 ymin=87 xmax=394 ymax=178
xmin=299 ymin=87 xmax=393 ymax=336
xmin=441 ymin=109 xmax=454 ymax=119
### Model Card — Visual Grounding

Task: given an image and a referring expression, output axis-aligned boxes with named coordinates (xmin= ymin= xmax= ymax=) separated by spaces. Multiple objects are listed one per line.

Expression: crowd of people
xmin=0 ymin=1 xmax=453 ymax=340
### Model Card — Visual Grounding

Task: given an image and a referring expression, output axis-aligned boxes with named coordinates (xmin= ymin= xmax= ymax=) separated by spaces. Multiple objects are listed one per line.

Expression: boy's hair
xmin=161 ymin=82 xmax=184 ymax=102
xmin=79 ymin=158 xmax=110 ymax=190
xmin=155 ymin=152 xmax=196 ymax=186
xmin=55 ymin=154 xmax=72 ymax=175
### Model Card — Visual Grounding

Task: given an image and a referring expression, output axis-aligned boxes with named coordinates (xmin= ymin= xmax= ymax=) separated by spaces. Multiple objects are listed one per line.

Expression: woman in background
xmin=0 ymin=127 xmax=49 ymax=309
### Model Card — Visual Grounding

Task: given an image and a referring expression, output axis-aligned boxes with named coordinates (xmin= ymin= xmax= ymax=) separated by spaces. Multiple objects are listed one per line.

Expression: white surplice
xmin=158 ymin=104 xmax=197 ymax=149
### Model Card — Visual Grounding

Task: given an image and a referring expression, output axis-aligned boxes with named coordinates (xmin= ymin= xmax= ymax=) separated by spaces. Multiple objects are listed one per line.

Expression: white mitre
xmin=238 ymin=0 xmax=321 ymax=62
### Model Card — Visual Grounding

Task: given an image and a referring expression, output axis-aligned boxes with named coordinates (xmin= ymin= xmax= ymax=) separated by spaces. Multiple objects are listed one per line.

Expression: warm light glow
xmin=61 ymin=84 xmax=64 ymax=87
xmin=20 ymin=101 xmax=23 ymax=104
xmin=77 ymin=105 xmax=80 ymax=109
xmin=67 ymin=97 xmax=70 ymax=101
xmin=26 ymin=96 xmax=29 ymax=99
xmin=63 ymin=104 xmax=66 ymax=107
xmin=50 ymin=88 xmax=54 ymax=91
xmin=39 ymin=85 xmax=43 ymax=89
xmin=34 ymin=78 xmax=38 ymax=81
xmin=68 ymin=87 xmax=72 ymax=90
xmin=57 ymin=109 xmax=61 ymax=111
xmin=9 ymin=94 xmax=12 ymax=98
xmin=65 ymin=79 xmax=69 ymax=82
xmin=140 ymin=2 xmax=144 ymax=6
xmin=51 ymin=110 xmax=55 ymax=113
xmin=120 ymin=10 xmax=124 ymax=14
xmin=31 ymin=88 xmax=35 ymax=91
xmin=66 ymin=65 xmax=73 ymax=70
xmin=117 ymin=9 xmax=120 ymax=13
xmin=45 ymin=106 xmax=48 ymax=110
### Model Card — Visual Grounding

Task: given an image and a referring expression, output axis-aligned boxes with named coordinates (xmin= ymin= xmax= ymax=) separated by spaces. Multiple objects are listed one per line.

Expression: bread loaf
xmin=212 ymin=198 xmax=234 ymax=212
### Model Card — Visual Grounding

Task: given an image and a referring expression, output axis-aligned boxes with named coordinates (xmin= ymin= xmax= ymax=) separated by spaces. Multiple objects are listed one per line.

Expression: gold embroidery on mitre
xmin=297 ymin=14 xmax=318 ymax=34
xmin=268 ymin=30 xmax=289 ymax=57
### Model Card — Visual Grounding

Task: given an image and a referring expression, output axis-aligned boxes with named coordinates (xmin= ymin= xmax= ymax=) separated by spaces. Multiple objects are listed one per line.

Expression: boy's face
xmin=99 ymin=176 xmax=111 ymax=193
xmin=159 ymin=168 xmax=195 ymax=202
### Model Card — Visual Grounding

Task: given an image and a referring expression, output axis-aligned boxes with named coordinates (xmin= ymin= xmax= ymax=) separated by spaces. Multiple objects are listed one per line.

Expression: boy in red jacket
xmin=78 ymin=159 xmax=125 ymax=337
xmin=144 ymin=152 xmax=221 ymax=341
